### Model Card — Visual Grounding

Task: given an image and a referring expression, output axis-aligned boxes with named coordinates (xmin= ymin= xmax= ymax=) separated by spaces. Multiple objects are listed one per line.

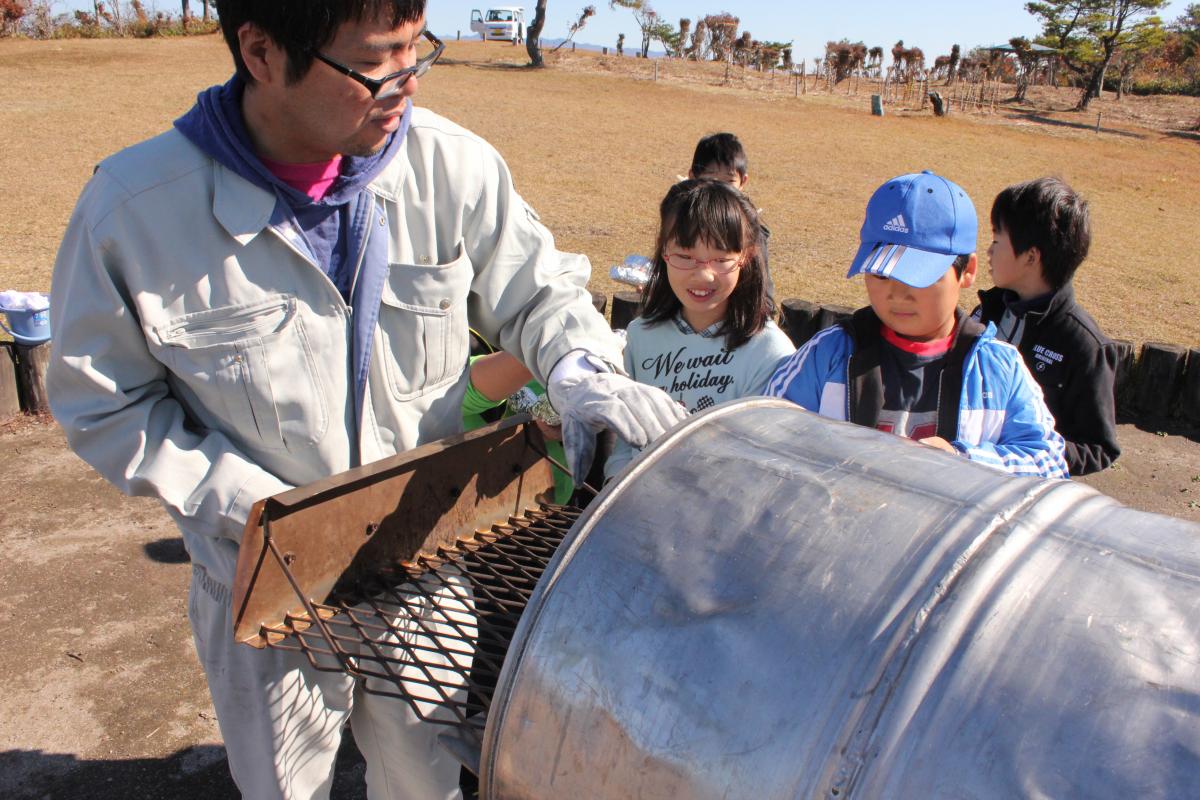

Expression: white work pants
xmin=188 ymin=563 xmax=472 ymax=800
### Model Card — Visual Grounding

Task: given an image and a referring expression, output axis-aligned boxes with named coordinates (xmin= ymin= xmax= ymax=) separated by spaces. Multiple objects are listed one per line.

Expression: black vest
xmin=840 ymin=307 xmax=986 ymax=440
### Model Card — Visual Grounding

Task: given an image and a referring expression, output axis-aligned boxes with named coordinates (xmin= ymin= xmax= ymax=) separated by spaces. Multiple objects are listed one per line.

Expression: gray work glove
xmin=549 ymin=372 xmax=687 ymax=484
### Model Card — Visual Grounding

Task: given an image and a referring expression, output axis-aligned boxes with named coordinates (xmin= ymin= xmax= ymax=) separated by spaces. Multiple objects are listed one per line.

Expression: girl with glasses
xmin=603 ymin=179 xmax=795 ymax=482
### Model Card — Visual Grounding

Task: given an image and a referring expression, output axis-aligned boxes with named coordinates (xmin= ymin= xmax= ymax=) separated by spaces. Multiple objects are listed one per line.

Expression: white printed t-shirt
xmin=603 ymin=313 xmax=795 ymax=481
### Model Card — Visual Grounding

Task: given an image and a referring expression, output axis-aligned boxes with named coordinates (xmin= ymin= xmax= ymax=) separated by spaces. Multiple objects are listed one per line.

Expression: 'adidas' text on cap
xmin=847 ymin=170 xmax=978 ymax=288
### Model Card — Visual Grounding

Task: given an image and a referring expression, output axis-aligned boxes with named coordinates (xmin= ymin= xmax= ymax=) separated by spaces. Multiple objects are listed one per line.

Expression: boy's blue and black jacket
xmin=974 ymin=284 xmax=1120 ymax=476
xmin=766 ymin=307 xmax=1069 ymax=480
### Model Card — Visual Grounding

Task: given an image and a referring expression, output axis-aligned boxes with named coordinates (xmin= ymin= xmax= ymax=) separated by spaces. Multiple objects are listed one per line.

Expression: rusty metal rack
xmin=257 ymin=504 xmax=576 ymax=749
xmin=230 ymin=417 xmax=574 ymax=767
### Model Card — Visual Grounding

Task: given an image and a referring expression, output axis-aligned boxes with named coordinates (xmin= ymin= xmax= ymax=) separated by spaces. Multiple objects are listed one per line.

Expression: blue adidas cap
xmin=846 ymin=170 xmax=978 ymax=288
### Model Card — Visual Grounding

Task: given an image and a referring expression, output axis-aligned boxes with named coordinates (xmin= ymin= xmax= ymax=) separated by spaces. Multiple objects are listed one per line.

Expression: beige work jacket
xmin=47 ymin=107 xmax=621 ymax=585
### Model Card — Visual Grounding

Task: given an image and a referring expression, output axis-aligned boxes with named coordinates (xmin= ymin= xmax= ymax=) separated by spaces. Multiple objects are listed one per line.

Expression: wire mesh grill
xmin=259 ymin=503 xmax=579 ymax=750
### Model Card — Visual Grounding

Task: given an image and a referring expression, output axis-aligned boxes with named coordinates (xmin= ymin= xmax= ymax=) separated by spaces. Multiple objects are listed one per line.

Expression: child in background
xmin=687 ymin=132 xmax=776 ymax=300
xmin=973 ymin=177 xmax=1119 ymax=475
xmin=463 ymin=345 xmax=574 ymax=505
xmin=767 ymin=170 xmax=1068 ymax=480
xmin=604 ymin=179 xmax=795 ymax=481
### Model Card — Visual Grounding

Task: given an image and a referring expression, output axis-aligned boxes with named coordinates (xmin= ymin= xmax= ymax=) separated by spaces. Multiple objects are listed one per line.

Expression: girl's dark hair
xmin=990 ymin=176 xmax=1091 ymax=291
xmin=641 ymin=179 xmax=773 ymax=350
xmin=217 ymin=0 xmax=426 ymax=84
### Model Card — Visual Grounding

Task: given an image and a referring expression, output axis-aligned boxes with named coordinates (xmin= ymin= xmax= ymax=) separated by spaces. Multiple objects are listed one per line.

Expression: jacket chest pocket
xmin=1029 ymin=356 xmax=1066 ymax=395
xmin=378 ymin=242 xmax=472 ymax=400
xmin=156 ymin=295 xmax=329 ymax=452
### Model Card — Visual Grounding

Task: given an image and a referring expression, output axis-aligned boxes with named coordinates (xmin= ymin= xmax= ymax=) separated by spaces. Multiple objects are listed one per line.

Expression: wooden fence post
xmin=0 ymin=343 xmax=20 ymax=423
xmin=1111 ymin=339 xmax=1136 ymax=418
xmin=1181 ymin=348 xmax=1200 ymax=426
xmin=779 ymin=299 xmax=820 ymax=348
xmin=815 ymin=304 xmax=854 ymax=333
xmin=610 ymin=291 xmax=641 ymax=331
xmin=14 ymin=341 xmax=51 ymax=415
xmin=590 ymin=291 xmax=608 ymax=316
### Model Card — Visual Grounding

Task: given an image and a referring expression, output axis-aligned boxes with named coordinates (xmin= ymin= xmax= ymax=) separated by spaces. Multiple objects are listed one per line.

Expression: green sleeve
xmin=462 ymin=355 xmax=507 ymax=430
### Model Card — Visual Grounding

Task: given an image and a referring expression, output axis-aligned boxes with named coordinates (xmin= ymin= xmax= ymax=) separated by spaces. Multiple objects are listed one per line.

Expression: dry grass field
xmin=2 ymin=36 xmax=1200 ymax=799
xmin=1 ymin=35 xmax=1199 ymax=351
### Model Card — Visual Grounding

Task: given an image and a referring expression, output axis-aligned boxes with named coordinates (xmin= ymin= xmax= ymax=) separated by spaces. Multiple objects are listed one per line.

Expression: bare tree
xmin=609 ymin=0 xmax=656 ymax=58
xmin=677 ymin=18 xmax=690 ymax=58
xmin=526 ymin=0 xmax=548 ymax=67
xmin=1010 ymin=37 xmax=1039 ymax=101
xmin=687 ymin=17 xmax=706 ymax=59
xmin=553 ymin=5 xmax=595 ymax=51
xmin=703 ymin=13 xmax=739 ymax=61
xmin=825 ymin=40 xmax=866 ymax=81
xmin=0 ymin=0 xmax=29 ymax=36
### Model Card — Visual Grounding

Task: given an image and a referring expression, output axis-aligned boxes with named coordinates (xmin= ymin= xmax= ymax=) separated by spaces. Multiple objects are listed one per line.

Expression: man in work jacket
xmin=46 ymin=2 xmax=684 ymax=798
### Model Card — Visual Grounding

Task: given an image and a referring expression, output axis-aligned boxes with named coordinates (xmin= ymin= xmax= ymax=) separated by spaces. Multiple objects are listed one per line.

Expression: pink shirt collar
xmin=258 ymin=154 xmax=343 ymax=202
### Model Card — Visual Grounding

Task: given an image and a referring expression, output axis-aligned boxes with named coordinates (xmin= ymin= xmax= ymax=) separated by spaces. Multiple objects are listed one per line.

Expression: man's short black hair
xmin=216 ymin=0 xmax=426 ymax=84
xmin=990 ymin=176 xmax=1091 ymax=291
xmin=690 ymin=132 xmax=749 ymax=178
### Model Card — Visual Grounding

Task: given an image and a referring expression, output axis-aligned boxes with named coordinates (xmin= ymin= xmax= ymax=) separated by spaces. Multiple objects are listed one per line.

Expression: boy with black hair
xmin=974 ymin=177 xmax=1120 ymax=475
xmin=688 ymin=132 xmax=750 ymax=189
xmin=768 ymin=171 xmax=1068 ymax=480
xmin=687 ymin=132 xmax=776 ymax=300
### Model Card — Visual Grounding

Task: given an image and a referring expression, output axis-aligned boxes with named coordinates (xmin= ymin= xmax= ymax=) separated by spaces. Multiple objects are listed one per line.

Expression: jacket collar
xmin=978 ymin=282 xmax=1076 ymax=329
xmin=177 ymin=75 xmax=412 ymax=243
xmin=1035 ymin=282 xmax=1076 ymax=322
xmin=213 ymin=165 xmax=276 ymax=246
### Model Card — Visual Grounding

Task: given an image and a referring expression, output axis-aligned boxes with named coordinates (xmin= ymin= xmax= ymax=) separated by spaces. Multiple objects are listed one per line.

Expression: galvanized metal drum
xmin=481 ymin=398 xmax=1200 ymax=799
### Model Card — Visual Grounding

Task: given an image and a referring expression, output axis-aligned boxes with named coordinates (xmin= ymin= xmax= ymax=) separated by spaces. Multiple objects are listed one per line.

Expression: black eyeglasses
xmin=313 ymin=29 xmax=444 ymax=99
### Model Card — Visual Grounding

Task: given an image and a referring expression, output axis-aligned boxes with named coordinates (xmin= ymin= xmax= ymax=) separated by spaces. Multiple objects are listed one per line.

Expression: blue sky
xmin=426 ymin=0 xmax=1187 ymax=62
xmin=52 ymin=1 xmax=1186 ymax=64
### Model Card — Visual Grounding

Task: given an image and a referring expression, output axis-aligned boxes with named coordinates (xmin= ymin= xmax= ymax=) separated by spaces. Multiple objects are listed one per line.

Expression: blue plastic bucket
xmin=0 ymin=306 xmax=51 ymax=344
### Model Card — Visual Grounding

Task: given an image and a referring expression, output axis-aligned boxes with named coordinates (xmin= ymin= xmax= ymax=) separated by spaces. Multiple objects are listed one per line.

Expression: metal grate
xmin=256 ymin=503 xmax=579 ymax=752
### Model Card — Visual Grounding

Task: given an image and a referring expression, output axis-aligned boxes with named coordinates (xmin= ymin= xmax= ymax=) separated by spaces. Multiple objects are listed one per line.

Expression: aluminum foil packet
xmin=507 ymin=386 xmax=562 ymax=427
xmin=609 ymin=255 xmax=653 ymax=289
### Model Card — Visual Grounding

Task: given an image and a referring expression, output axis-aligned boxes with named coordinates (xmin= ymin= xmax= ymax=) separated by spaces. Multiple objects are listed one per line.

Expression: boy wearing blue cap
xmin=767 ymin=171 xmax=1068 ymax=479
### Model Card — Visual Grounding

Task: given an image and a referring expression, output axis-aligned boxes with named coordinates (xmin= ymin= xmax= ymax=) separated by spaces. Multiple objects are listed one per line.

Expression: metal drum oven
xmin=234 ymin=399 xmax=1200 ymax=799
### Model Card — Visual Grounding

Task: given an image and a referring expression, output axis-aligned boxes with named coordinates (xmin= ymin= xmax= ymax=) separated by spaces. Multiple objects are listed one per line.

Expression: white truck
xmin=470 ymin=7 xmax=525 ymax=43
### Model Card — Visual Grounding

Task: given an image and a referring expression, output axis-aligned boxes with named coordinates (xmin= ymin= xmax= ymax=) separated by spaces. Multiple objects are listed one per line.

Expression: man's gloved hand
xmin=549 ymin=372 xmax=687 ymax=483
